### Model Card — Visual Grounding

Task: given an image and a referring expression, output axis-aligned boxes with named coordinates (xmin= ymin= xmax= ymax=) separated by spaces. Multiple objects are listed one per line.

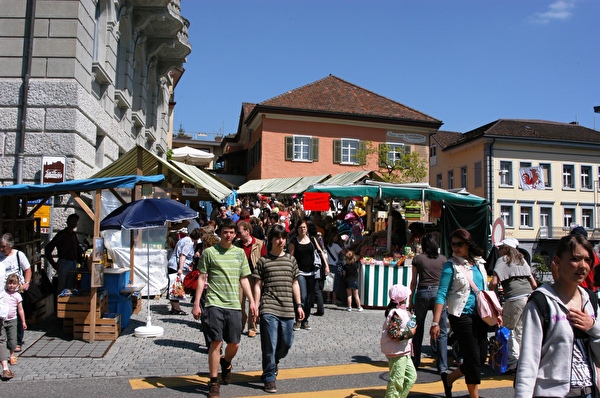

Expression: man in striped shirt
xmin=193 ymin=218 xmax=257 ymax=398
xmin=253 ymin=224 xmax=304 ymax=394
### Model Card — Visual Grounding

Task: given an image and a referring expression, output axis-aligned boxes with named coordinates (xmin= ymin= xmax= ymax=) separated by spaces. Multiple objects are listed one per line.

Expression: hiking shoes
xmin=208 ymin=381 xmax=220 ymax=397
xmin=220 ymin=357 xmax=232 ymax=385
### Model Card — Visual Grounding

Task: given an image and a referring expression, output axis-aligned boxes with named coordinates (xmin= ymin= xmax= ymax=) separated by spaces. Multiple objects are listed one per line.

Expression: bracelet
xmin=296 ymin=303 xmax=303 ymax=308
xmin=430 ymin=322 xmax=439 ymax=327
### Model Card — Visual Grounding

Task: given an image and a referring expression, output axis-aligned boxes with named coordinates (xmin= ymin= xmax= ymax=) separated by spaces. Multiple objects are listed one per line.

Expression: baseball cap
xmin=497 ymin=237 xmax=519 ymax=249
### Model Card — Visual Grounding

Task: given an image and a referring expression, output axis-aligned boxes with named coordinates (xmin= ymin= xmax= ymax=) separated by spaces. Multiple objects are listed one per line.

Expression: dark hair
xmin=219 ymin=218 xmax=236 ymax=232
xmin=267 ymin=224 xmax=287 ymax=243
xmin=421 ymin=233 xmax=439 ymax=259
xmin=326 ymin=227 xmax=340 ymax=246
xmin=67 ymin=214 xmax=79 ymax=223
xmin=189 ymin=228 xmax=201 ymax=241
xmin=295 ymin=218 xmax=307 ymax=229
xmin=449 ymin=228 xmax=483 ymax=261
xmin=555 ymin=234 xmax=594 ymax=268
xmin=306 ymin=220 xmax=318 ymax=237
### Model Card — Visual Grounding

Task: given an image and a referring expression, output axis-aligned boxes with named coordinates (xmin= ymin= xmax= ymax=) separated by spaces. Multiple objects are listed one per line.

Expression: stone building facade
xmin=0 ymin=0 xmax=191 ymax=185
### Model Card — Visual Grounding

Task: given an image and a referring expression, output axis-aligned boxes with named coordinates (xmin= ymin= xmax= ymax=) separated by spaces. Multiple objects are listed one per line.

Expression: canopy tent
xmin=237 ymin=177 xmax=302 ymax=195
xmin=281 ymin=174 xmax=329 ymax=195
xmin=92 ymin=146 xmax=232 ymax=202
xmin=319 ymin=170 xmax=374 ymax=186
xmin=170 ymin=146 xmax=214 ymax=166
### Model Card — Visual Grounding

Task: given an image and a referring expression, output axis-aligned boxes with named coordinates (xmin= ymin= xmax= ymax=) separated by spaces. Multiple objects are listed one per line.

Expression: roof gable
xmin=248 ymin=75 xmax=442 ymax=126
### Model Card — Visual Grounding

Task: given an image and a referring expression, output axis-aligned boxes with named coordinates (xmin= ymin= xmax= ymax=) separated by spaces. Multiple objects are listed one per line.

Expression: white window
xmin=448 ymin=171 xmax=454 ymax=189
xmin=582 ymin=208 xmax=593 ymax=229
xmin=430 ymin=145 xmax=437 ymax=157
xmin=436 ymin=174 xmax=442 ymax=188
xmin=581 ymin=166 xmax=592 ymax=190
xmin=563 ymin=208 xmax=575 ymax=228
xmin=341 ymin=139 xmax=359 ymax=165
xmin=474 ymin=161 xmax=482 ymax=187
xmin=387 ymin=143 xmax=409 ymax=164
xmin=460 ymin=167 xmax=467 ymax=188
xmin=501 ymin=205 xmax=514 ymax=228
xmin=540 ymin=163 xmax=551 ymax=188
xmin=293 ymin=136 xmax=311 ymax=161
xmin=540 ymin=207 xmax=552 ymax=227
xmin=500 ymin=161 xmax=512 ymax=186
xmin=563 ymin=165 xmax=575 ymax=189
xmin=520 ymin=206 xmax=533 ymax=228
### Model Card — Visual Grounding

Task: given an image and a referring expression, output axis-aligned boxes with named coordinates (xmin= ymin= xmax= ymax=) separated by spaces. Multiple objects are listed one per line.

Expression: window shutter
xmin=378 ymin=144 xmax=386 ymax=167
xmin=285 ymin=136 xmax=293 ymax=161
xmin=358 ymin=141 xmax=367 ymax=165
xmin=404 ymin=144 xmax=411 ymax=155
xmin=333 ymin=140 xmax=341 ymax=164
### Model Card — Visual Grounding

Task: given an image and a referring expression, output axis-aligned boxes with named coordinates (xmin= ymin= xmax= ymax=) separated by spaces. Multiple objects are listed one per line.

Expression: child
xmin=342 ymin=250 xmax=363 ymax=311
xmin=380 ymin=284 xmax=417 ymax=398
xmin=3 ymin=274 xmax=26 ymax=366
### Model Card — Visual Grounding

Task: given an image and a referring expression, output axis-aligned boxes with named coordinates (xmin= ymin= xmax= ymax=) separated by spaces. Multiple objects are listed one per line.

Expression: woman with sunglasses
xmin=430 ymin=228 xmax=496 ymax=398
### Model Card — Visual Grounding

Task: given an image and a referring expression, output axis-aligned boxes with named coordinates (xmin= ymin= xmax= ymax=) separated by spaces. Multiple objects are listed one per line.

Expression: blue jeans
xmin=297 ymin=274 xmax=315 ymax=324
xmin=57 ymin=258 xmax=78 ymax=293
xmin=260 ymin=314 xmax=294 ymax=382
xmin=412 ymin=286 xmax=448 ymax=373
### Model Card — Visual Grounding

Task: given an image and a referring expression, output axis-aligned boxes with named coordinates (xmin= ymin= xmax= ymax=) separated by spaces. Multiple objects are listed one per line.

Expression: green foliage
xmin=532 ymin=253 xmax=550 ymax=273
xmin=360 ymin=142 xmax=428 ymax=183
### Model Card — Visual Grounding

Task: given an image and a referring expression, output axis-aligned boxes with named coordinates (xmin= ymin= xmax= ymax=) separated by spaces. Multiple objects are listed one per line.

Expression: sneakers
xmin=346 ymin=307 xmax=352 ymax=311
xmin=264 ymin=380 xmax=277 ymax=393
xmin=357 ymin=307 xmax=364 ymax=312
xmin=293 ymin=321 xmax=301 ymax=331
xmin=220 ymin=357 xmax=232 ymax=385
xmin=208 ymin=381 xmax=220 ymax=397
xmin=300 ymin=322 xmax=311 ymax=330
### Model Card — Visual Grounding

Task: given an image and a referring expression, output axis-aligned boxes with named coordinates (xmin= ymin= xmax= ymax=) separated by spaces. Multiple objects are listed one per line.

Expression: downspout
xmin=16 ymin=0 xmax=36 ymax=184
xmin=487 ymin=138 xmax=495 ymax=210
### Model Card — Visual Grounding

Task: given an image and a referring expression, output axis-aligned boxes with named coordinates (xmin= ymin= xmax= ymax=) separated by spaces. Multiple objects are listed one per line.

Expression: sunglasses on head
xmin=450 ymin=241 xmax=465 ymax=248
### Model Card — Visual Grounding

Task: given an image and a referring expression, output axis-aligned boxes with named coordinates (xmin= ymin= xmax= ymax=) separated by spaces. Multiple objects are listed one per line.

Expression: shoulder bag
xmin=456 ymin=261 xmax=502 ymax=326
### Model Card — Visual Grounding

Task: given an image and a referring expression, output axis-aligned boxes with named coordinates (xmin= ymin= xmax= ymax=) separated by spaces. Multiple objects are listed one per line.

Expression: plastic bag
xmin=488 ymin=326 xmax=510 ymax=373
xmin=323 ymin=272 xmax=335 ymax=292
xmin=169 ymin=275 xmax=185 ymax=300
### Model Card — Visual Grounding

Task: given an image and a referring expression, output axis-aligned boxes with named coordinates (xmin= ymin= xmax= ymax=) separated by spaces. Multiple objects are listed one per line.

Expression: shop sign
xmin=182 ymin=187 xmax=198 ymax=196
xmin=41 ymin=156 xmax=66 ymax=184
xmin=303 ymin=192 xmax=330 ymax=211
xmin=386 ymin=132 xmax=426 ymax=144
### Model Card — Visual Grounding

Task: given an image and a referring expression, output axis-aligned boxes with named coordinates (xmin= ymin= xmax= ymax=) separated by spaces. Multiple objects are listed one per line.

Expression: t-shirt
xmin=412 ymin=253 xmax=447 ymax=288
xmin=0 ymin=250 xmax=31 ymax=285
xmin=344 ymin=261 xmax=360 ymax=282
xmin=168 ymin=236 xmax=195 ymax=272
xmin=3 ymin=290 xmax=22 ymax=321
xmin=493 ymin=256 xmax=534 ymax=299
xmin=253 ymin=253 xmax=299 ymax=318
xmin=291 ymin=236 xmax=315 ymax=274
xmin=199 ymin=244 xmax=251 ymax=310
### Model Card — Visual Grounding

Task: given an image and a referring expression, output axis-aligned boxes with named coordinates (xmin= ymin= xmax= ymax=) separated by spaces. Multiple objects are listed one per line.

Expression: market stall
xmin=306 ymin=181 xmax=490 ymax=308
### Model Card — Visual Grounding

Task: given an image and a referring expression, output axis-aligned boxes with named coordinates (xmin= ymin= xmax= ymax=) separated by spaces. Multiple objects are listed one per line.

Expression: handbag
xmin=323 ymin=272 xmax=335 ymax=292
xmin=183 ymin=269 xmax=200 ymax=295
xmin=456 ymin=261 xmax=502 ymax=326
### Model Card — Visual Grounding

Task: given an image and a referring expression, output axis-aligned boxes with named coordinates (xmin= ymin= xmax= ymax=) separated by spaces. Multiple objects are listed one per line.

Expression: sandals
xmin=9 ymin=356 xmax=17 ymax=365
xmin=2 ymin=369 xmax=14 ymax=379
xmin=14 ymin=345 xmax=21 ymax=353
xmin=169 ymin=309 xmax=187 ymax=315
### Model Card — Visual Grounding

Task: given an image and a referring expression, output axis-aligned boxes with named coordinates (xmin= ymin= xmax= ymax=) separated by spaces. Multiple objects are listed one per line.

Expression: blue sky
xmin=173 ymin=0 xmax=600 ymax=139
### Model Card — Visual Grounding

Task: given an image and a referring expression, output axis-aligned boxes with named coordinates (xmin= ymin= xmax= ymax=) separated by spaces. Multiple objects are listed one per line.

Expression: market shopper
xmin=45 ymin=213 xmax=83 ymax=294
xmin=431 ymin=228 xmax=497 ymax=398
xmin=167 ymin=228 xmax=201 ymax=315
xmin=408 ymin=232 xmax=448 ymax=374
xmin=192 ymin=218 xmax=257 ymax=398
xmin=514 ymin=234 xmax=600 ymax=397
xmin=252 ymin=224 xmax=304 ymax=393
xmin=488 ymin=237 xmax=536 ymax=373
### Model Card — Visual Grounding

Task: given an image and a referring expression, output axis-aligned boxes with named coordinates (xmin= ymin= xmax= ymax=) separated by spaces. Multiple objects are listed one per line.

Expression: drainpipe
xmin=487 ymin=138 xmax=495 ymax=208
xmin=16 ymin=0 xmax=36 ymax=184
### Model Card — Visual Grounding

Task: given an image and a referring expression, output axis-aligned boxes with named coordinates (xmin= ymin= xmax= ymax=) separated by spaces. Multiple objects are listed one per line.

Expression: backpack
xmin=528 ymin=288 xmax=598 ymax=344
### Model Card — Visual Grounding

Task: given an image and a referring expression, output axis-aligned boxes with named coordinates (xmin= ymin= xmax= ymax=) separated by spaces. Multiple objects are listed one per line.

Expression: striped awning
xmin=319 ymin=170 xmax=372 ymax=186
xmin=281 ymin=174 xmax=329 ymax=194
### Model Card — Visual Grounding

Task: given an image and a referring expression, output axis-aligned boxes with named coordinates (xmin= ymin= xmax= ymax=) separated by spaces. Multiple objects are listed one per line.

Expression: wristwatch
xmin=430 ymin=322 xmax=439 ymax=327
xmin=296 ymin=303 xmax=303 ymax=308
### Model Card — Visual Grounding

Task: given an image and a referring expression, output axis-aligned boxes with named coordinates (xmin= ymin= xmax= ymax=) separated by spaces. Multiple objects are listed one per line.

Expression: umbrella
xmin=100 ymin=198 xmax=198 ymax=338
xmin=171 ymin=146 xmax=214 ymax=166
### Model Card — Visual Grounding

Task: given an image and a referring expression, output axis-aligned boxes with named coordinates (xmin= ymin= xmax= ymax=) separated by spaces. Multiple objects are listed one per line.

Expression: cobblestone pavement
xmin=11 ymin=297 xmax=409 ymax=382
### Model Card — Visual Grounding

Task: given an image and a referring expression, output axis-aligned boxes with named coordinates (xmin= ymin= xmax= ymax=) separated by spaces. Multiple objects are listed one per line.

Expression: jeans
xmin=412 ymin=286 xmax=448 ymax=373
xmin=314 ymin=277 xmax=324 ymax=313
xmin=57 ymin=258 xmax=78 ymax=294
xmin=260 ymin=314 xmax=294 ymax=382
xmin=297 ymin=274 xmax=315 ymax=324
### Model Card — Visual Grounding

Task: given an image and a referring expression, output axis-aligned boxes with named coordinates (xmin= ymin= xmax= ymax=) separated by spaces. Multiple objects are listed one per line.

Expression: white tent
xmin=171 ymin=146 xmax=214 ymax=166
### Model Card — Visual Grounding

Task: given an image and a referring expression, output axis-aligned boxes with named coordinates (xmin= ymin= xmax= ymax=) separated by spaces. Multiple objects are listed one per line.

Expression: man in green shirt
xmin=193 ymin=218 xmax=257 ymax=398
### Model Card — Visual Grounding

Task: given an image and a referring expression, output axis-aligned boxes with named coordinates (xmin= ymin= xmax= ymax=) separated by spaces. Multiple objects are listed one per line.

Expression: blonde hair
xmin=6 ymin=273 xmax=19 ymax=286
xmin=345 ymin=250 xmax=357 ymax=263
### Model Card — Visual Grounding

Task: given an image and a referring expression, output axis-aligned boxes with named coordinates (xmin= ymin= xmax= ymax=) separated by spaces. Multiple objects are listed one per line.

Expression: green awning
xmin=320 ymin=171 xmax=372 ymax=186
xmin=281 ymin=174 xmax=329 ymax=195
xmin=237 ymin=179 xmax=273 ymax=195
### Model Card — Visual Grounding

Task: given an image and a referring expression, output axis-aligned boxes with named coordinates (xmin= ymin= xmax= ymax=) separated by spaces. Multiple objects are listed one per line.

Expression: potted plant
xmin=532 ymin=253 xmax=553 ymax=283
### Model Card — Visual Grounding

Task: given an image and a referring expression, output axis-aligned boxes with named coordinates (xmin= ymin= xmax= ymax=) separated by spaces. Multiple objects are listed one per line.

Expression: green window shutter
xmin=378 ymin=143 xmax=386 ymax=167
xmin=285 ymin=136 xmax=293 ymax=161
xmin=333 ymin=140 xmax=341 ymax=164
xmin=311 ymin=137 xmax=319 ymax=162
xmin=358 ymin=141 xmax=367 ymax=165
xmin=404 ymin=144 xmax=411 ymax=155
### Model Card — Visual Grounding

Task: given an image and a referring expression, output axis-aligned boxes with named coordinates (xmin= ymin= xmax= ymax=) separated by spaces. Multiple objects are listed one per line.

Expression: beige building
xmin=430 ymin=119 xmax=600 ymax=256
xmin=0 ymin=0 xmax=191 ymax=185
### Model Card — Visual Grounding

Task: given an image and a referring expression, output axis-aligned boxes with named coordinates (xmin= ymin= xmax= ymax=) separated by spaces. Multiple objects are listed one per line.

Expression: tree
xmin=361 ymin=142 xmax=428 ymax=183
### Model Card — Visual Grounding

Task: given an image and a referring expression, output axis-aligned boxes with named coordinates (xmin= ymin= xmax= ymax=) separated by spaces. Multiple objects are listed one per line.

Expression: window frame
xmin=341 ymin=138 xmax=360 ymax=165
xmin=460 ymin=166 xmax=468 ymax=188
xmin=519 ymin=205 xmax=534 ymax=229
xmin=500 ymin=205 xmax=514 ymax=228
xmin=539 ymin=163 xmax=551 ymax=188
xmin=448 ymin=170 xmax=454 ymax=189
xmin=562 ymin=164 xmax=575 ymax=190
xmin=563 ymin=207 xmax=576 ymax=229
xmin=499 ymin=161 xmax=513 ymax=186
xmin=581 ymin=165 xmax=593 ymax=190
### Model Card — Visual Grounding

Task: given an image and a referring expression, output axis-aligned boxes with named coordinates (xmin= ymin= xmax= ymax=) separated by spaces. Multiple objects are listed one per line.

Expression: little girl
xmin=380 ymin=284 xmax=417 ymax=398
xmin=3 ymin=274 xmax=27 ymax=367
xmin=343 ymin=250 xmax=363 ymax=311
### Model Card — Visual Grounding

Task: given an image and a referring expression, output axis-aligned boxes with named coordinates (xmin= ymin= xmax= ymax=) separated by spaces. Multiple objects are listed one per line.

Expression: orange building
xmin=219 ymin=75 xmax=442 ymax=182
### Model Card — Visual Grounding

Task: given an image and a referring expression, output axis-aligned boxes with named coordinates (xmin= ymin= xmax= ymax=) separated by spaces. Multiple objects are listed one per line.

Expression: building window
xmin=430 ymin=145 xmax=437 ymax=157
xmin=582 ymin=208 xmax=593 ymax=229
xmin=285 ymin=135 xmax=319 ymax=162
xmin=563 ymin=164 xmax=575 ymax=189
xmin=563 ymin=208 xmax=575 ymax=228
xmin=540 ymin=207 xmax=552 ymax=227
xmin=474 ymin=161 xmax=482 ymax=187
xmin=460 ymin=166 xmax=467 ymax=188
xmin=341 ymin=139 xmax=359 ymax=164
xmin=501 ymin=205 xmax=514 ymax=228
xmin=448 ymin=170 xmax=454 ymax=189
xmin=333 ymin=139 xmax=364 ymax=165
xmin=383 ymin=143 xmax=410 ymax=166
xmin=520 ymin=206 xmax=533 ymax=228
xmin=581 ymin=165 xmax=593 ymax=190
xmin=540 ymin=163 xmax=551 ymax=188
xmin=436 ymin=174 xmax=442 ymax=188
xmin=500 ymin=161 xmax=512 ymax=186
xmin=520 ymin=161 xmax=532 ymax=168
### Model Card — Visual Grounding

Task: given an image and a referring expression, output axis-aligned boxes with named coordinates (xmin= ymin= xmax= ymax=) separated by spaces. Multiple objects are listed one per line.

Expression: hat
xmin=570 ymin=226 xmax=588 ymax=238
xmin=389 ymin=284 xmax=411 ymax=305
xmin=498 ymin=237 xmax=519 ymax=249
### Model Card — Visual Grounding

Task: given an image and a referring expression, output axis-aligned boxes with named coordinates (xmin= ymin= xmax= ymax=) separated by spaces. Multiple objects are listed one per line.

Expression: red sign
xmin=41 ymin=156 xmax=66 ymax=184
xmin=303 ymin=192 xmax=330 ymax=211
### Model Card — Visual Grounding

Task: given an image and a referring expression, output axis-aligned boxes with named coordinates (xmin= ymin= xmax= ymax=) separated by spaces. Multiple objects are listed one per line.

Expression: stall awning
xmin=320 ymin=171 xmax=372 ymax=186
xmin=237 ymin=177 xmax=303 ymax=195
xmin=171 ymin=161 xmax=232 ymax=201
xmin=0 ymin=175 xmax=165 ymax=198
xmin=281 ymin=174 xmax=329 ymax=195
xmin=91 ymin=146 xmax=232 ymax=202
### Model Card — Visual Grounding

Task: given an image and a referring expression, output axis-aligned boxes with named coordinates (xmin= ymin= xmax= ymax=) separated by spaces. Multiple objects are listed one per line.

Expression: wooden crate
xmin=63 ymin=318 xmax=73 ymax=335
xmin=56 ymin=292 xmax=107 ymax=320
xmin=25 ymin=294 xmax=55 ymax=326
xmin=132 ymin=295 xmax=142 ymax=314
xmin=73 ymin=315 xmax=121 ymax=341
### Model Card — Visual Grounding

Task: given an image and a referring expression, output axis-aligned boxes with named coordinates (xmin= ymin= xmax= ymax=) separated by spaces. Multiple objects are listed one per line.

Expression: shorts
xmin=346 ymin=280 xmax=358 ymax=289
xmin=202 ymin=306 xmax=243 ymax=345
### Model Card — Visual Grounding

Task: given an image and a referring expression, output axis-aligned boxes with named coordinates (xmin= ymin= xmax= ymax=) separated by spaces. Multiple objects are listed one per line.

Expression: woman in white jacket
xmin=514 ymin=234 xmax=600 ymax=398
